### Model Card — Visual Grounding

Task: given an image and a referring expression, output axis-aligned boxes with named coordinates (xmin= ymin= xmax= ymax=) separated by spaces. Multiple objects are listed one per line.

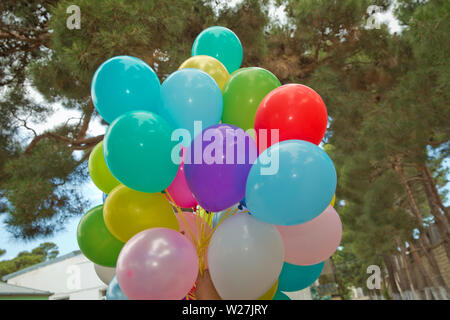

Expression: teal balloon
xmin=278 ymin=262 xmax=325 ymax=292
xmin=103 ymin=111 xmax=178 ymax=193
xmin=91 ymin=56 xmax=161 ymax=124
xmin=106 ymin=276 xmax=128 ymax=300
xmin=245 ymin=140 xmax=337 ymax=226
xmin=159 ymin=69 xmax=223 ymax=145
xmin=273 ymin=291 xmax=291 ymax=300
xmin=192 ymin=26 xmax=243 ymax=73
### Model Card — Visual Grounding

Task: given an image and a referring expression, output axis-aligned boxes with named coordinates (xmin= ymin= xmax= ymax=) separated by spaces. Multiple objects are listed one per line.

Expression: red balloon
xmin=254 ymin=84 xmax=328 ymax=153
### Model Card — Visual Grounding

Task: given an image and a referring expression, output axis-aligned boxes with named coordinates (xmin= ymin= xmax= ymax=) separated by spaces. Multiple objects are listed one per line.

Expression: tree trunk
xmin=393 ymin=159 xmax=423 ymax=223
xmin=423 ymin=166 xmax=450 ymax=220
xmin=409 ymin=241 xmax=439 ymax=300
xmin=416 ymin=237 xmax=449 ymax=299
xmin=394 ymin=159 xmax=449 ymax=298
xmin=397 ymin=241 xmax=422 ymax=299
xmin=382 ymin=254 xmax=402 ymax=300
xmin=329 ymin=256 xmax=346 ymax=300
xmin=420 ymin=175 xmax=450 ymax=259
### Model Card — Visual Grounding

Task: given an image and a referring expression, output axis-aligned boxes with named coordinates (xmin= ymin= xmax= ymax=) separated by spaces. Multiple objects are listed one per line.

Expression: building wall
xmin=6 ymin=254 xmax=106 ymax=300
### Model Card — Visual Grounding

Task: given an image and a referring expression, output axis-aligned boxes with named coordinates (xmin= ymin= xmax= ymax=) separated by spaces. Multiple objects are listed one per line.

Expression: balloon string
xmin=164 ymin=189 xmax=199 ymax=250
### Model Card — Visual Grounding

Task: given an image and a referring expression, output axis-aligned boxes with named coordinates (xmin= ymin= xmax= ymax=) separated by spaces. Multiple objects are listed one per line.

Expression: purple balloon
xmin=184 ymin=124 xmax=257 ymax=212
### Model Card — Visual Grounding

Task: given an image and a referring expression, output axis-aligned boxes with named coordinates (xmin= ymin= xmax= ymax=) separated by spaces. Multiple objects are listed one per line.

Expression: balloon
xmin=330 ymin=194 xmax=336 ymax=207
xmin=222 ymin=67 xmax=281 ymax=131
xmin=212 ymin=203 xmax=240 ymax=228
xmin=103 ymin=185 xmax=179 ymax=243
xmin=255 ymin=84 xmax=328 ymax=153
xmin=278 ymin=262 xmax=324 ymax=292
xmin=179 ymin=55 xmax=230 ymax=89
xmin=273 ymin=291 xmax=291 ymax=300
xmin=88 ymin=141 xmax=120 ymax=194
xmin=103 ymin=111 xmax=178 ymax=193
xmin=258 ymin=281 xmax=278 ymax=300
xmin=184 ymin=124 xmax=257 ymax=212
xmin=91 ymin=56 xmax=160 ymax=123
xmin=165 ymin=147 xmax=198 ymax=208
xmin=159 ymin=69 xmax=223 ymax=144
xmin=77 ymin=205 xmax=124 ymax=267
xmin=192 ymin=26 xmax=243 ymax=73
xmin=207 ymin=214 xmax=284 ymax=299
xmin=246 ymin=140 xmax=337 ymax=226
xmin=102 ymin=192 xmax=108 ymax=203
xmin=277 ymin=206 xmax=342 ymax=265
xmin=106 ymin=275 xmax=128 ymax=300
xmin=94 ymin=264 xmax=115 ymax=285
xmin=176 ymin=212 xmax=211 ymax=269
xmin=116 ymin=228 xmax=198 ymax=300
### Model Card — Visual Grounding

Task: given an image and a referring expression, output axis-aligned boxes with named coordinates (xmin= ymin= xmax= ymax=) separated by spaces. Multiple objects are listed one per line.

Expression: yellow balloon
xmin=330 ymin=194 xmax=336 ymax=207
xmin=88 ymin=141 xmax=120 ymax=193
xmin=103 ymin=185 xmax=179 ymax=242
xmin=258 ymin=280 xmax=278 ymax=300
xmin=179 ymin=55 xmax=230 ymax=89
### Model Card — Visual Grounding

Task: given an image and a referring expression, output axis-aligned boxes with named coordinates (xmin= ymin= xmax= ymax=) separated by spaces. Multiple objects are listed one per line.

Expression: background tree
xmin=0 ymin=242 xmax=59 ymax=280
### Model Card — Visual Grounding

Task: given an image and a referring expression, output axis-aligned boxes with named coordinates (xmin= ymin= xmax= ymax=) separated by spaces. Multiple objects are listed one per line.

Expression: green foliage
xmin=0 ymin=242 xmax=59 ymax=280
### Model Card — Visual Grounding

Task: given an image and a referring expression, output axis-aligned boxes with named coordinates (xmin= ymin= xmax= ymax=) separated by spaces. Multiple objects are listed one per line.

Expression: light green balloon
xmin=222 ymin=67 xmax=281 ymax=131
xmin=88 ymin=141 xmax=121 ymax=193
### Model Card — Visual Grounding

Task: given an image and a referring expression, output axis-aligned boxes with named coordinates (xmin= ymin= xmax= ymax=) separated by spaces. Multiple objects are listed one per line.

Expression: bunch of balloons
xmin=77 ymin=26 xmax=342 ymax=300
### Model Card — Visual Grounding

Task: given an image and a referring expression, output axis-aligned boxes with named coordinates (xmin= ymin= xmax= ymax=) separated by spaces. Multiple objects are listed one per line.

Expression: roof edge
xmin=2 ymin=250 xmax=82 ymax=281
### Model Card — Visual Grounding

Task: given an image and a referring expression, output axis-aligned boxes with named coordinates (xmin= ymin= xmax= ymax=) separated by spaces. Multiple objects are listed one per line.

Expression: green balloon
xmin=222 ymin=67 xmax=281 ymax=131
xmin=77 ymin=205 xmax=124 ymax=267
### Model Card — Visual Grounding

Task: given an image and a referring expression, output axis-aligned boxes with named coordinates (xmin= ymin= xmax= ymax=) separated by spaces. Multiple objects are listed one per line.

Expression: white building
xmin=2 ymin=250 xmax=108 ymax=300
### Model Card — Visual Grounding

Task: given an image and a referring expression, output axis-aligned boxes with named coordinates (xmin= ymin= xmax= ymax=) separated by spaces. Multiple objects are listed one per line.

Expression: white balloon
xmin=94 ymin=263 xmax=116 ymax=285
xmin=208 ymin=213 xmax=284 ymax=299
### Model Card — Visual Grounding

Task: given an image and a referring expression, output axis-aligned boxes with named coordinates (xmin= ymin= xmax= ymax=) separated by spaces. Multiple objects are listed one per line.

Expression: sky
xmin=0 ymin=3 xmax=430 ymax=262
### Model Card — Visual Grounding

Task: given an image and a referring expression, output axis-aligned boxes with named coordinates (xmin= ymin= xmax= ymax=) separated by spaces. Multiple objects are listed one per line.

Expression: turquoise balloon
xmin=278 ymin=262 xmax=325 ymax=292
xmin=192 ymin=26 xmax=243 ymax=73
xmin=246 ymin=140 xmax=337 ymax=226
xmin=91 ymin=56 xmax=160 ymax=124
xmin=106 ymin=276 xmax=128 ymax=300
xmin=159 ymin=69 xmax=223 ymax=145
xmin=103 ymin=111 xmax=178 ymax=193
xmin=273 ymin=290 xmax=291 ymax=300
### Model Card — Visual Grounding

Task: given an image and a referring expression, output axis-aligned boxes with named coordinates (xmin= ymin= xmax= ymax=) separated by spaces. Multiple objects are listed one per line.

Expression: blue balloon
xmin=106 ymin=276 xmax=128 ymax=300
xmin=278 ymin=262 xmax=325 ymax=292
xmin=245 ymin=140 xmax=336 ymax=226
xmin=103 ymin=111 xmax=178 ymax=193
xmin=192 ymin=26 xmax=243 ymax=74
xmin=159 ymin=69 xmax=223 ymax=146
xmin=91 ymin=56 xmax=161 ymax=124
xmin=273 ymin=290 xmax=291 ymax=300
xmin=102 ymin=193 xmax=108 ymax=203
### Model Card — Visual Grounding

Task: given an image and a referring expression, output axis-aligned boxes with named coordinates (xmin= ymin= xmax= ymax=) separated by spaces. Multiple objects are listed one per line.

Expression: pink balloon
xmin=176 ymin=212 xmax=211 ymax=269
xmin=166 ymin=147 xmax=198 ymax=208
xmin=277 ymin=206 xmax=342 ymax=266
xmin=116 ymin=228 xmax=199 ymax=300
